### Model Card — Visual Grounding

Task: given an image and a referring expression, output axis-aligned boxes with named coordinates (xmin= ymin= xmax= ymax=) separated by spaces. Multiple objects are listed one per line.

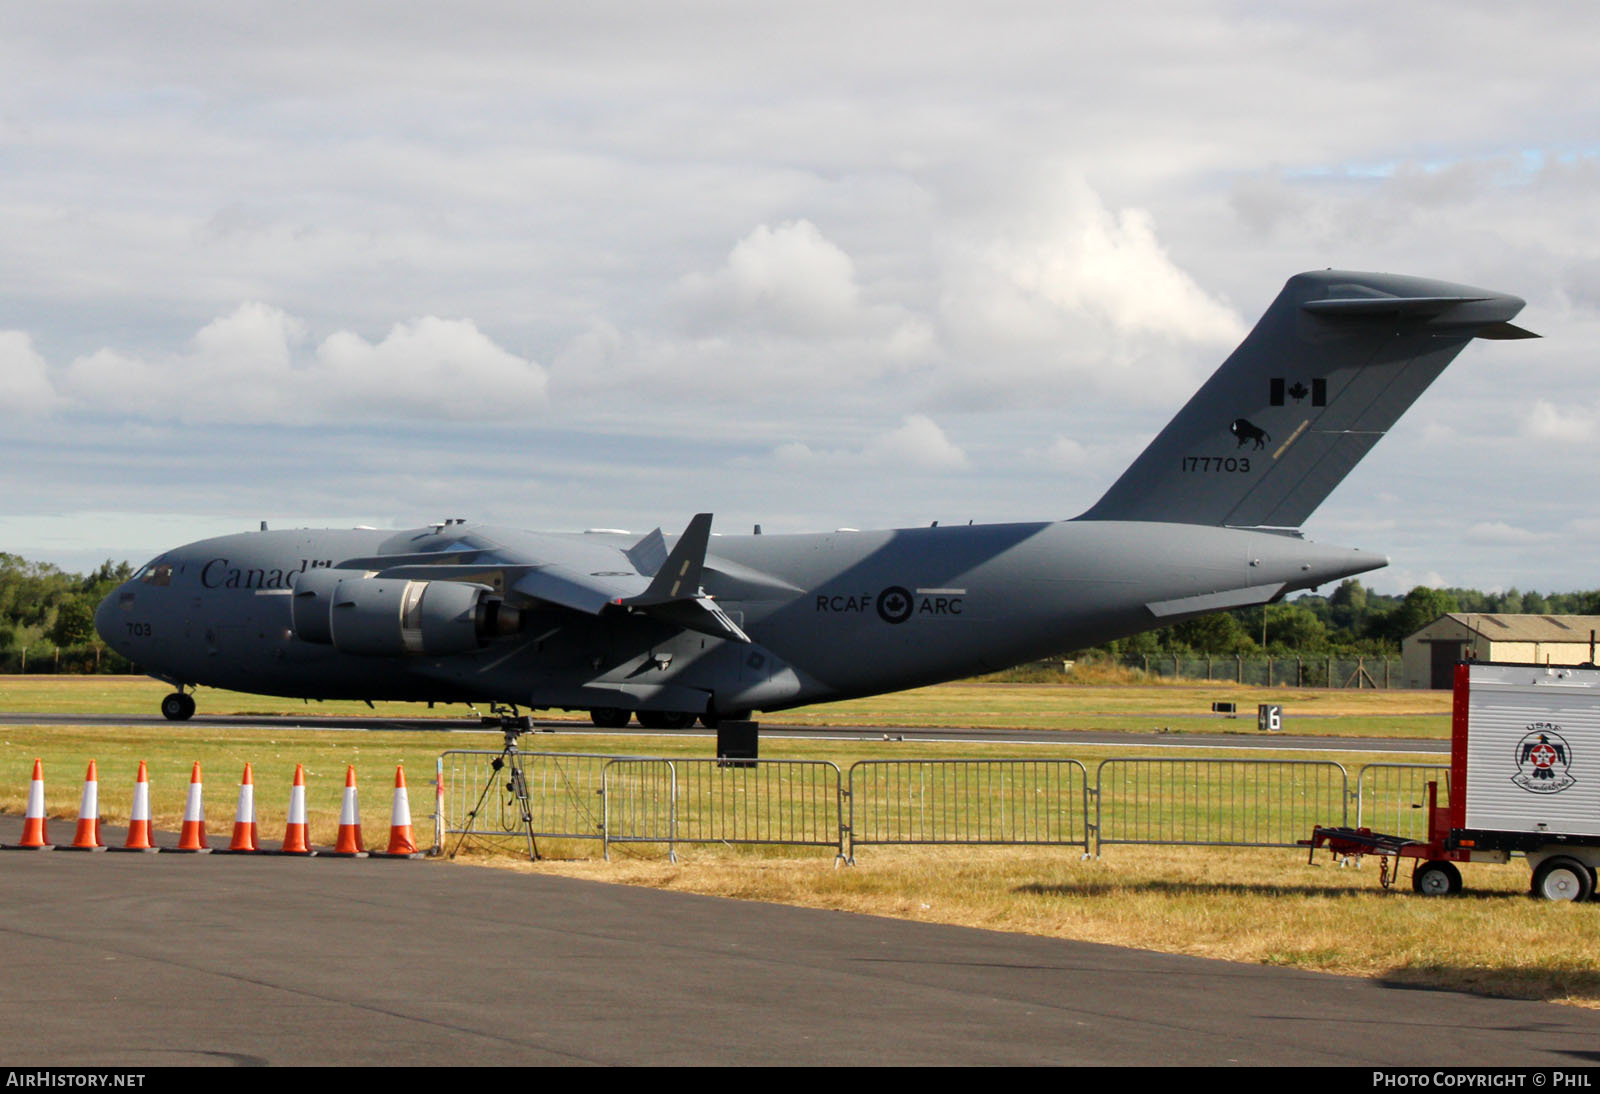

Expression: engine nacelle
xmin=290 ymin=569 xmax=520 ymax=657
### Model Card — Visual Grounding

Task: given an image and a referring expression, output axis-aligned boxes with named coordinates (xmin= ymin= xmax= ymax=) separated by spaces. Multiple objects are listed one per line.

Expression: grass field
xmin=0 ymin=674 xmax=1453 ymax=737
xmin=1 ymin=674 xmax=1594 ymax=1008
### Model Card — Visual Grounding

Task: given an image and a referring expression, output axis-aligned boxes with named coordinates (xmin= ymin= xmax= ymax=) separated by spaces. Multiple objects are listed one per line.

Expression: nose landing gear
xmin=160 ymin=691 xmax=197 ymax=721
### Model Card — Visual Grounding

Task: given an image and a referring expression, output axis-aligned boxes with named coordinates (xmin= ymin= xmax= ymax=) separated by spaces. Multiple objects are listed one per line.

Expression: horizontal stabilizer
xmin=1077 ymin=270 xmax=1532 ymax=528
xmin=1299 ymin=294 xmax=1493 ymax=319
xmin=637 ymin=596 xmax=753 ymax=643
xmin=1475 ymin=322 xmax=1538 ymax=340
xmin=1146 ymin=583 xmax=1286 ymax=620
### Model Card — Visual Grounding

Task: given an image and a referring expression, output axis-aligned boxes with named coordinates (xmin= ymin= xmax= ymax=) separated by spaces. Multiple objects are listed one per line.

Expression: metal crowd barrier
xmin=1353 ymin=763 xmax=1450 ymax=842
xmin=602 ymin=758 xmax=844 ymax=861
xmin=845 ymin=759 xmax=1091 ymax=861
xmin=1094 ymin=758 xmax=1350 ymax=851
xmin=437 ymin=750 xmax=1442 ymax=861
xmin=439 ymin=750 xmax=613 ymax=847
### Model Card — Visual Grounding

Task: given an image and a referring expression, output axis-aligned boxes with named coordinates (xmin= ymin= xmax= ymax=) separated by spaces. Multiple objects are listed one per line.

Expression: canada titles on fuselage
xmin=200 ymin=558 xmax=335 ymax=590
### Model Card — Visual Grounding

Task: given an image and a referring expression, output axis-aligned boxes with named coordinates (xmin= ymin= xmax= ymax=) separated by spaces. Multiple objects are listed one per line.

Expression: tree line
xmin=1088 ymin=580 xmax=1600 ymax=662
xmin=0 ymin=554 xmax=133 ymax=672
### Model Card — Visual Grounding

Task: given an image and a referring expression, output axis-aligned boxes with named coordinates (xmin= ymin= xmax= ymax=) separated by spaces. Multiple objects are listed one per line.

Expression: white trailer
xmin=1310 ymin=661 xmax=1600 ymax=900
xmin=1449 ymin=661 xmax=1600 ymax=900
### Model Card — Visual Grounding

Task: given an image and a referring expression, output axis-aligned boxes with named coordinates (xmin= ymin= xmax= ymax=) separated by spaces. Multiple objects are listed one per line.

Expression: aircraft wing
xmin=513 ymin=563 xmax=650 ymax=615
xmin=509 ymin=515 xmax=750 ymax=641
xmin=346 ymin=514 xmax=750 ymax=643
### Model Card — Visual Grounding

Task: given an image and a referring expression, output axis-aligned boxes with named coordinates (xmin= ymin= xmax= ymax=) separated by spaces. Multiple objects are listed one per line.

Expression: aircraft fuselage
xmin=96 ymin=518 xmax=1379 ymax=717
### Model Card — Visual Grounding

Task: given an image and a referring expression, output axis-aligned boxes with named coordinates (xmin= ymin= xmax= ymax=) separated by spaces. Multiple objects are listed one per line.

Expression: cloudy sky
xmin=2 ymin=3 xmax=1596 ymax=594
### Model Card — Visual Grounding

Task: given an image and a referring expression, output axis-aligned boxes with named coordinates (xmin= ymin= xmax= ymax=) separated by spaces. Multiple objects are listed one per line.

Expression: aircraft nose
xmin=94 ymin=585 xmax=130 ymax=653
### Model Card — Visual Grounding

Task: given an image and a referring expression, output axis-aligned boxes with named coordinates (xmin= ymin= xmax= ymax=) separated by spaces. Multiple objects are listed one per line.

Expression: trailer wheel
xmin=1412 ymin=860 xmax=1462 ymax=896
xmin=1531 ymin=857 xmax=1595 ymax=902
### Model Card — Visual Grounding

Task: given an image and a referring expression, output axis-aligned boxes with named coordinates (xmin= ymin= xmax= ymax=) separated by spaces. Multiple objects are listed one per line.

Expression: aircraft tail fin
xmin=1075 ymin=270 xmax=1532 ymax=528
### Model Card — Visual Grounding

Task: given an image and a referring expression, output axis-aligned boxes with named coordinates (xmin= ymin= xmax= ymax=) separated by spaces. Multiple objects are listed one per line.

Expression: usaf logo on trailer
xmin=1511 ymin=723 xmax=1576 ymax=795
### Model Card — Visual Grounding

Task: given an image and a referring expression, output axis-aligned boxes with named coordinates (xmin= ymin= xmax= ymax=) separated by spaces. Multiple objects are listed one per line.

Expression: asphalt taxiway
xmin=0 ymin=814 xmax=1594 ymax=1067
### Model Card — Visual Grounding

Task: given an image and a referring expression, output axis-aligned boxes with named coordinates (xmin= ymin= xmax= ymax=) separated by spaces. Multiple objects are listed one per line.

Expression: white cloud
xmin=774 ymin=415 xmax=968 ymax=473
xmin=1465 ymin=521 xmax=1555 ymax=546
xmin=0 ymin=331 xmax=61 ymax=415
xmin=315 ymin=316 xmax=546 ymax=419
xmin=62 ymin=303 xmax=306 ymax=421
xmin=866 ymin=415 xmax=969 ymax=471
xmin=1036 ymin=436 xmax=1089 ymax=467
xmin=1522 ymin=399 xmax=1594 ymax=445
xmin=51 ymin=305 xmax=545 ymax=424
xmin=935 ymin=172 xmax=1245 ymax=403
xmin=978 ymin=175 xmax=1244 ymax=344
xmin=676 ymin=220 xmax=863 ymax=336
xmin=2 ymin=6 xmax=1598 ymax=594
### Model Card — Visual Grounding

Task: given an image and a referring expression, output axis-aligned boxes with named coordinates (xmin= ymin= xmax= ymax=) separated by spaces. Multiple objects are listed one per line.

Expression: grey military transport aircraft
xmin=96 ymin=270 xmax=1533 ymax=728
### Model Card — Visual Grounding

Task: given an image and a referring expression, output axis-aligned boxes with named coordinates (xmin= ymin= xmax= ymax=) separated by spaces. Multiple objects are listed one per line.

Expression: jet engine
xmin=290 ymin=569 xmax=520 ymax=656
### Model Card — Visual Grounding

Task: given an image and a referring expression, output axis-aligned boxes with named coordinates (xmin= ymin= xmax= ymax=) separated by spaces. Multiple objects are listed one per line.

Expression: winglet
xmin=623 ymin=527 xmax=668 ymax=576
xmin=623 ymin=513 xmax=713 ymax=607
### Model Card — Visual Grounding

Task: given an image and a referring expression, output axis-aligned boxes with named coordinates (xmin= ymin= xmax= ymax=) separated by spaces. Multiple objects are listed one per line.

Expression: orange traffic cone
xmin=329 ymin=765 xmax=367 ymax=857
xmin=172 ymin=762 xmax=210 ymax=853
xmin=221 ymin=763 xmax=259 ymax=853
xmin=63 ymin=760 xmax=106 ymax=851
xmin=279 ymin=764 xmax=314 ymax=855
xmin=7 ymin=759 xmax=53 ymax=850
xmin=112 ymin=761 xmax=159 ymax=853
xmin=373 ymin=764 xmax=423 ymax=858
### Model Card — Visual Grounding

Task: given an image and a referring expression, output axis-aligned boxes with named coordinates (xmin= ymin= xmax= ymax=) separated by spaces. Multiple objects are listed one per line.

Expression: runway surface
xmin=0 ymin=710 xmax=1448 ymax=754
xmin=0 ymin=816 xmax=1595 ymax=1067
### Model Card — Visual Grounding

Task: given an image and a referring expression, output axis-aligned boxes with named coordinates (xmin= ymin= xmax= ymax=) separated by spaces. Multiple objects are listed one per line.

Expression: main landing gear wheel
xmin=1411 ymin=860 xmax=1462 ymax=896
xmin=160 ymin=692 xmax=196 ymax=722
xmin=1531 ymin=857 xmax=1596 ymax=902
xmin=589 ymin=707 xmax=631 ymax=728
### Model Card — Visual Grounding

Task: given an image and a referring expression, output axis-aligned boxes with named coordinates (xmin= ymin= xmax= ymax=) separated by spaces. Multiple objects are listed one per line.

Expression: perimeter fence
xmin=1126 ymin=655 xmax=1404 ymax=688
xmin=437 ymin=750 xmax=1449 ymax=861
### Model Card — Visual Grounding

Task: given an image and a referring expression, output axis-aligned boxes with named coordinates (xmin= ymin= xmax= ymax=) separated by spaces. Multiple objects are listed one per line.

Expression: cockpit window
xmin=135 ymin=560 xmax=173 ymax=587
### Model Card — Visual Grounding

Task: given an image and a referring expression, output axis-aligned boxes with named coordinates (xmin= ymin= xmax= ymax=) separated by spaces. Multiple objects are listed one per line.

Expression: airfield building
xmin=1402 ymin=613 xmax=1600 ymax=689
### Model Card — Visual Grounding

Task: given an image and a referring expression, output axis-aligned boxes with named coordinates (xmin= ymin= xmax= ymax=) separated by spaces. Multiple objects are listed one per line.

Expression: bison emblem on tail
xmin=1230 ymin=418 xmax=1270 ymax=450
